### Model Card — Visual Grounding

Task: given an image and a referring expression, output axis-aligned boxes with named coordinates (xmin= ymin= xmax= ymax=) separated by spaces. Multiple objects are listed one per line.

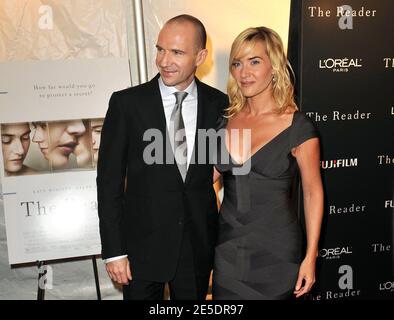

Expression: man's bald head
xmin=165 ymin=14 xmax=207 ymax=50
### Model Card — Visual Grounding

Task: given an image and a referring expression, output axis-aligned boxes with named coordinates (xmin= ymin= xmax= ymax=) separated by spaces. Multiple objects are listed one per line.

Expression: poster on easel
xmin=0 ymin=58 xmax=131 ymax=264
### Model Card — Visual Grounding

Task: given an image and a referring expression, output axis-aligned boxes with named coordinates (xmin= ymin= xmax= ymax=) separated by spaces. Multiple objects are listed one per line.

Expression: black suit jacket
xmin=97 ymin=75 xmax=228 ymax=281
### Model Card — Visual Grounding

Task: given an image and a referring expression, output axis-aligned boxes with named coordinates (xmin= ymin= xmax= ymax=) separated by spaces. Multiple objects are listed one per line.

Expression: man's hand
xmin=105 ymin=257 xmax=132 ymax=285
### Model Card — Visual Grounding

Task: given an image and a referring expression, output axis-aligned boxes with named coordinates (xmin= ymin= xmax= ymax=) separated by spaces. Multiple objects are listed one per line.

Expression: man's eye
xmin=22 ymin=134 xmax=30 ymax=140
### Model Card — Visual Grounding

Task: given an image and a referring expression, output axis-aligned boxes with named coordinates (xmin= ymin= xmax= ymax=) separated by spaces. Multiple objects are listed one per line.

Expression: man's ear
xmin=196 ymin=48 xmax=208 ymax=67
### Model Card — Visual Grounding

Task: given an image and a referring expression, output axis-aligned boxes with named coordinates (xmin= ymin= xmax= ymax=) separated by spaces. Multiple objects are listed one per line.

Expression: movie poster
xmin=0 ymin=58 xmax=131 ymax=264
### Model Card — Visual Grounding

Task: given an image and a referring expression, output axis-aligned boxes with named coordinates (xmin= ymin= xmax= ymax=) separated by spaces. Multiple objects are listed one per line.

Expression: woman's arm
xmin=292 ymin=137 xmax=324 ymax=297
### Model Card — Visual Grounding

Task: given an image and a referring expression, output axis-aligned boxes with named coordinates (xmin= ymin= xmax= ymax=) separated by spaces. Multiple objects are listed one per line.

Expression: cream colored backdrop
xmin=142 ymin=0 xmax=291 ymax=92
xmin=0 ymin=0 xmax=127 ymax=61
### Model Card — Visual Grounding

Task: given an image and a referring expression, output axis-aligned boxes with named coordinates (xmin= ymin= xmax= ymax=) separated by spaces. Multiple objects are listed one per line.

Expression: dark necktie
xmin=170 ymin=91 xmax=188 ymax=181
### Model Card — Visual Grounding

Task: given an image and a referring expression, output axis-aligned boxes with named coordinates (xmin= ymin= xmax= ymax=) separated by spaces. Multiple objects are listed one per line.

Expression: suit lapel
xmin=145 ymin=75 xmax=185 ymax=186
xmin=146 ymin=75 xmax=167 ymax=136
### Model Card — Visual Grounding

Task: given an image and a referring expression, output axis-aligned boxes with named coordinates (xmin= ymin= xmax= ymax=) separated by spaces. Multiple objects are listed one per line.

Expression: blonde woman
xmin=213 ymin=27 xmax=324 ymax=300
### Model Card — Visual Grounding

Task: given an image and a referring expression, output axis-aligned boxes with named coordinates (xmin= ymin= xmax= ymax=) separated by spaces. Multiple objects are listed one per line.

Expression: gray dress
xmin=213 ymin=112 xmax=318 ymax=300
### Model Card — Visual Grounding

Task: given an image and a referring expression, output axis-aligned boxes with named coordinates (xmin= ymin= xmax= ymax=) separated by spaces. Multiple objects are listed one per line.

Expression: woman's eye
xmin=93 ymin=126 xmax=102 ymax=133
xmin=1 ymin=136 xmax=11 ymax=144
xmin=232 ymin=61 xmax=240 ymax=68
xmin=251 ymin=59 xmax=260 ymax=65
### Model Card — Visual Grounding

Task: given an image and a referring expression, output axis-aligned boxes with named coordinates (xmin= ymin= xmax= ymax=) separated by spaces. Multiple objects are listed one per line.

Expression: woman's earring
xmin=272 ymin=74 xmax=277 ymax=83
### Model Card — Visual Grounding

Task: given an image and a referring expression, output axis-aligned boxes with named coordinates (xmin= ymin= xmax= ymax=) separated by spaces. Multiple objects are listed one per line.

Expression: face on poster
xmin=1 ymin=119 xmax=105 ymax=176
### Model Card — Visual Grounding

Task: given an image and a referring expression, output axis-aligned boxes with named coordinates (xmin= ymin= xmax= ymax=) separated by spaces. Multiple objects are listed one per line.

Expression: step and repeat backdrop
xmin=298 ymin=0 xmax=393 ymax=299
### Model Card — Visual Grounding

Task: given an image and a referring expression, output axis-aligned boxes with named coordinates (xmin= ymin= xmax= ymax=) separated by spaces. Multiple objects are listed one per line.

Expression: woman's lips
xmin=58 ymin=141 xmax=77 ymax=154
xmin=240 ymin=81 xmax=255 ymax=87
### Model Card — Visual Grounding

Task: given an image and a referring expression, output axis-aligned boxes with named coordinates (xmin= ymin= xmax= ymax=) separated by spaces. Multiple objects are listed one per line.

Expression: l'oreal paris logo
xmin=321 ymin=158 xmax=358 ymax=169
xmin=319 ymin=58 xmax=362 ymax=72
xmin=319 ymin=247 xmax=353 ymax=259
xmin=379 ymin=281 xmax=394 ymax=291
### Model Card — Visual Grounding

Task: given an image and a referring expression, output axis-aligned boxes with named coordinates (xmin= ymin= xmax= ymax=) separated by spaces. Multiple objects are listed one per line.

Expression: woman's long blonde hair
xmin=226 ymin=26 xmax=298 ymax=118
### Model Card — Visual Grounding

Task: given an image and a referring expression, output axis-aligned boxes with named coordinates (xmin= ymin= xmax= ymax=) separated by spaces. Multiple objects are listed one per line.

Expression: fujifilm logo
xmin=319 ymin=58 xmax=362 ymax=72
xmin=319 ymin=247 xmax=352 ymax=260
xmin=321 ymin=158 xmax=358 ymax=169
xmin=384 ymin=200 xmax=394 ymax=209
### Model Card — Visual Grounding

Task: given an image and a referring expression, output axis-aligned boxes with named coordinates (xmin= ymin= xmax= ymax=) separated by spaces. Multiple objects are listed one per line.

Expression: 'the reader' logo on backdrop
xmin=307 ymin=5 xmax=377 ymax=30
xmin=377 ymin=155 xmax=394 ymax=166
xmin=371 ymin=243 xmax=391 ymax=254
xmin=328 ymin=203 xmax=366 ymax=216
xmin=306 ymin=109 xmax=372 ymax=122
xmin=383 ymin=58 xmax=394 ymax=68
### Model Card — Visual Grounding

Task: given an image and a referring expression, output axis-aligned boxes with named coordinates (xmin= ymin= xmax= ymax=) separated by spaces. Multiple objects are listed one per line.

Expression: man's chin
xmin=161 ymin=78 xmax=176 ymax=87
xmin=160 ymin=73 xmax=178 ymax=84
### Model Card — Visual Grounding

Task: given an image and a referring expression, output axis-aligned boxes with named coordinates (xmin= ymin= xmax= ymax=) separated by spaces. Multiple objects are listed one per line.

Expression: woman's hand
xmin=294 ymin=257 xmax=316 ymax=298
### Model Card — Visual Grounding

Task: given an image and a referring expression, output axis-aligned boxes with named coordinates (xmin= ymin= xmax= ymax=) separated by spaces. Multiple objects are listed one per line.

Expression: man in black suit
xmin=97 ymin=14 xmax=228 ymax=300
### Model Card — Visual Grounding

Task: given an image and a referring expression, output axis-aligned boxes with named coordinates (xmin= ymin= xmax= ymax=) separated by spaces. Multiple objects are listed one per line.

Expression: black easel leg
xmin=92 ymin=256 xmax=102 ymax=300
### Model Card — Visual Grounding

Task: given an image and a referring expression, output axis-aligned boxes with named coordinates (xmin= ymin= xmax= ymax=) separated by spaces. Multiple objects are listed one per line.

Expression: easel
xmin=36 ymin=255 xmax=102 ymax=300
